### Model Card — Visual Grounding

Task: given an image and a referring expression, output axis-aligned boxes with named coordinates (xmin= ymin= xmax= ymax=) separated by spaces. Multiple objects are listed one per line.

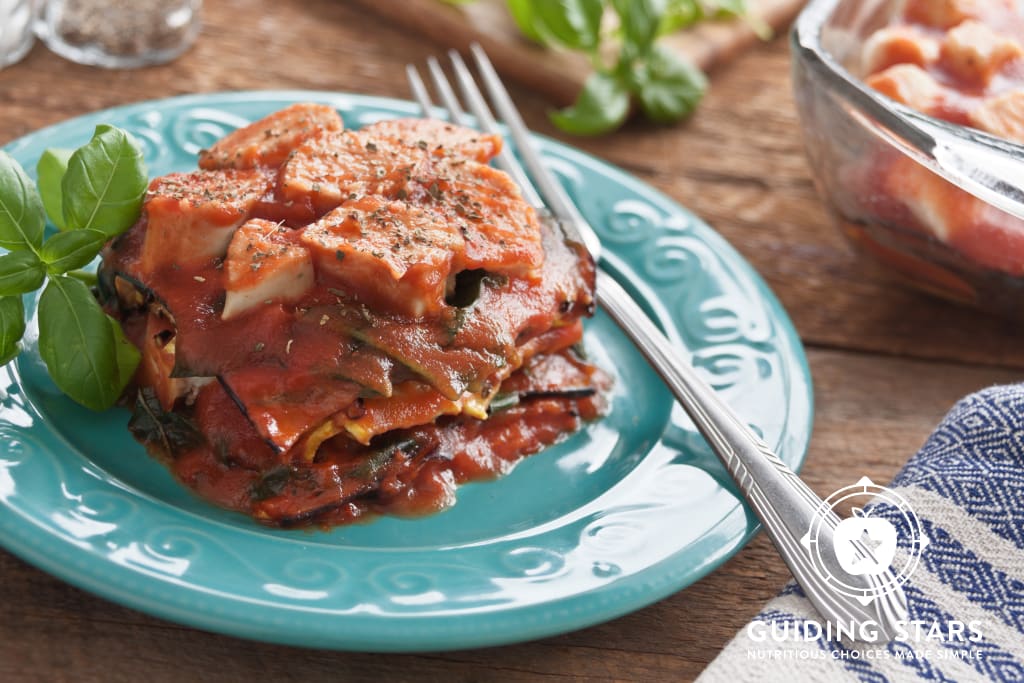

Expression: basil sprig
xmin=507 ymin=0 xmax=752 ymax=135
xmin=0 ymin=125 xmax=147 ymax=410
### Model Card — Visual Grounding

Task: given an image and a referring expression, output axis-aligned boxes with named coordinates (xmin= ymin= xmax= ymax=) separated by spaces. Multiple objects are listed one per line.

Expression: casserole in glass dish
xmin=792 ymin=0 xmax=1024 ymax=316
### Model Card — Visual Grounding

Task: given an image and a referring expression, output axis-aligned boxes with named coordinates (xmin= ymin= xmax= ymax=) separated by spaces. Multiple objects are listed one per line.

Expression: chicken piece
xmin=969 ymin=90 xmax=1024 ymax=142
xmin=885 ymin=157 xmax=960 ymax=242
xmin=278 ymin=131 xmax=405 ymax=216
xmin=140 ymin=169 xmax=272 ymax=276
xmin=940 ymin=20 xmax=1023 ymax=85
xmin=222 ymin=219 xmax=314 ymax=320
xmin=422 ymin=158 xmax=545 ymax=277
xmin=198 ymin=103 xmax=343 ymax=170
xmin=861 ymin=26 xmax=939 ymax=75
xmin=362 ymin=118 xmax=502 ymax=163
xmin=884 ymin=156 xmax=1024 ymax=273
xmin=865 ymin=64 xmax=946 ymax=113
xmin=903 ymin=0 xmax=1021 ymax=29
xmin=299 ymin=154 xmax=545 ymax=319
xmin=278 ymin=119 xmax=502 ymax=215
xmin=301 ymin=196 xmax=460 ymax=317
xmin=902 ymin=0 xmax=981 ymax=29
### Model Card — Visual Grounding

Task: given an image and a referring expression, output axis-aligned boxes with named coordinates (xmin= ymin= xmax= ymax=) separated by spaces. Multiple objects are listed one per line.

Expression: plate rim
xmin=0 ymin=90 xmax=814 ymax=651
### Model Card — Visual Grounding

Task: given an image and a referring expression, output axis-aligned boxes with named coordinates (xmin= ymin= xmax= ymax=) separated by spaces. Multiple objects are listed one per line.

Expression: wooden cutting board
xmin=350 ymin=0 xmax=807 ymax=105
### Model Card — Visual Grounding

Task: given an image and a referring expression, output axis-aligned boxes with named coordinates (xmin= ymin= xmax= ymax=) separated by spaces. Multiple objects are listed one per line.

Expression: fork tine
xmin=445 ymin=50 xmax=544 ymax=209
xmin=468 ymin=43 xmax=594 ymax=246
xmin=426 ymin=56 xmax=468 ymax=126
xmin=406 ymin=65 xmax=435 ymax=119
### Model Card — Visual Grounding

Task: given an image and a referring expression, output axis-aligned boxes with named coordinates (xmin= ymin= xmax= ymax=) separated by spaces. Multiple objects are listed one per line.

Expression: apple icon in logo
xmin=832 ymin=507 xmax=898 ymax=576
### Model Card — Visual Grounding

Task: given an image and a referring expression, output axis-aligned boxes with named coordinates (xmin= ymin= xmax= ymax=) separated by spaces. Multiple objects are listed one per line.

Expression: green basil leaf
xmin=704 ymin=0 xmax=746 ymax=19
xmin=37 ymin=148 xmax=73 ymax=231
xmin=0 ymin=250 xmax=46 ymax=296
xmin=251 ymin=465 xmax=297 ymax=502
xmin=550 ymin=72 xmax=631 ymax=135
xmin=128 ymin=387 xmax=204 ymax=460
xmin=0 ymin=295 xmax=26 ymax=366
xmin=107 ymin=313 xmax=140 ymax=388
xmin=38 ymin=275 xmax=121 ymax=411
xmin=635 ymin=45 xmax=707 ymax=123
xmin=39 ymin=229 xmax=108 ymax=274
xmin=506 ymin=0 xmax=547 ymax=43
xmin=612 ymin=0 xmax=667 ymax=51
xmin=0 ymin=151 xmax=45 ymax=252
xmin=62 ymin=125 xmax=147 ymax=238
xmin=659 ymin=0 xmax=703 ymax=34
xmin=533 ymin=0 xmax=605 ymax=50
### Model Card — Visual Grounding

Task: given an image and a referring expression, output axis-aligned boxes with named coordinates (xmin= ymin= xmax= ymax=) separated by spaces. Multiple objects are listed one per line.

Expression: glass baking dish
xmin=791 ymin=0 xmax=1024 ymax=317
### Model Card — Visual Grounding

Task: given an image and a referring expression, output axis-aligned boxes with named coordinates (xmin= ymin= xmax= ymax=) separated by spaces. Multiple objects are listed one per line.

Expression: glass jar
xmin=36 ymin=0 xmax=202 ymax=68
xmin=0 ymin=0 xmax=35 ymax=69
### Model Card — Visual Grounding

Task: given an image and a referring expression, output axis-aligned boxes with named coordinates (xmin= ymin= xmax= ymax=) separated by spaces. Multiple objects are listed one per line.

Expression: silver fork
xmin=407 ymin=44 xmax=909 ymax=641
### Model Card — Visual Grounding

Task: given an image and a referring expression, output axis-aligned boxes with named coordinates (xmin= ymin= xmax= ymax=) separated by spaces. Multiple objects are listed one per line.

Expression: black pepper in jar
xmin=39 ymin=0 xmax=202 ymax=68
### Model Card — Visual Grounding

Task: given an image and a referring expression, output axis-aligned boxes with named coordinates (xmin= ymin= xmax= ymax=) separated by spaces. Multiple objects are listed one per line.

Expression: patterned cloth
xmin=698 ymin=385 xmax=1024 ymax=682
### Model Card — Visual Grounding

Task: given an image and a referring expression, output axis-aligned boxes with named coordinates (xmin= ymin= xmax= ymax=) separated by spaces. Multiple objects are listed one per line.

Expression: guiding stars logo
xmin=801 ymin=477 xmax=929 ymax=605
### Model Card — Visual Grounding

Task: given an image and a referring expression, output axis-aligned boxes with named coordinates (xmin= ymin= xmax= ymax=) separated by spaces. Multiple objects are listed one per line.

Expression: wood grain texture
xmin=1 ymin=0 xmax=1024 ymax=680
xmin=348 ymin=0 xmax=807 ymax=105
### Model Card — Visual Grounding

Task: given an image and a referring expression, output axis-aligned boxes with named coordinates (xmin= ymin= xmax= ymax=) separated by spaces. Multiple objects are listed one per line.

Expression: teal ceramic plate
xmin=0 ymin=92 xmax=812 ymax=652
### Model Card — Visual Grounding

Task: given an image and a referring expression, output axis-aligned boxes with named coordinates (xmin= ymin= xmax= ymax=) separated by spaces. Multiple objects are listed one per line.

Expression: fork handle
xmin=595 ymin=270 xmax=908 ymax=639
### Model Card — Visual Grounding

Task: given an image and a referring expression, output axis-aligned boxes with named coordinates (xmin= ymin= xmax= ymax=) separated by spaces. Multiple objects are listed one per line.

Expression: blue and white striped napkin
xmin=698 ymin=385 xmax=1024 ymax=682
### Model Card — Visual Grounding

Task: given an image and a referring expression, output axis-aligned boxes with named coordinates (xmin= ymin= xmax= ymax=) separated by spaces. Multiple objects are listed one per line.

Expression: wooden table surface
xmin=1 ymin=1 xmax=1020 ymax=681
